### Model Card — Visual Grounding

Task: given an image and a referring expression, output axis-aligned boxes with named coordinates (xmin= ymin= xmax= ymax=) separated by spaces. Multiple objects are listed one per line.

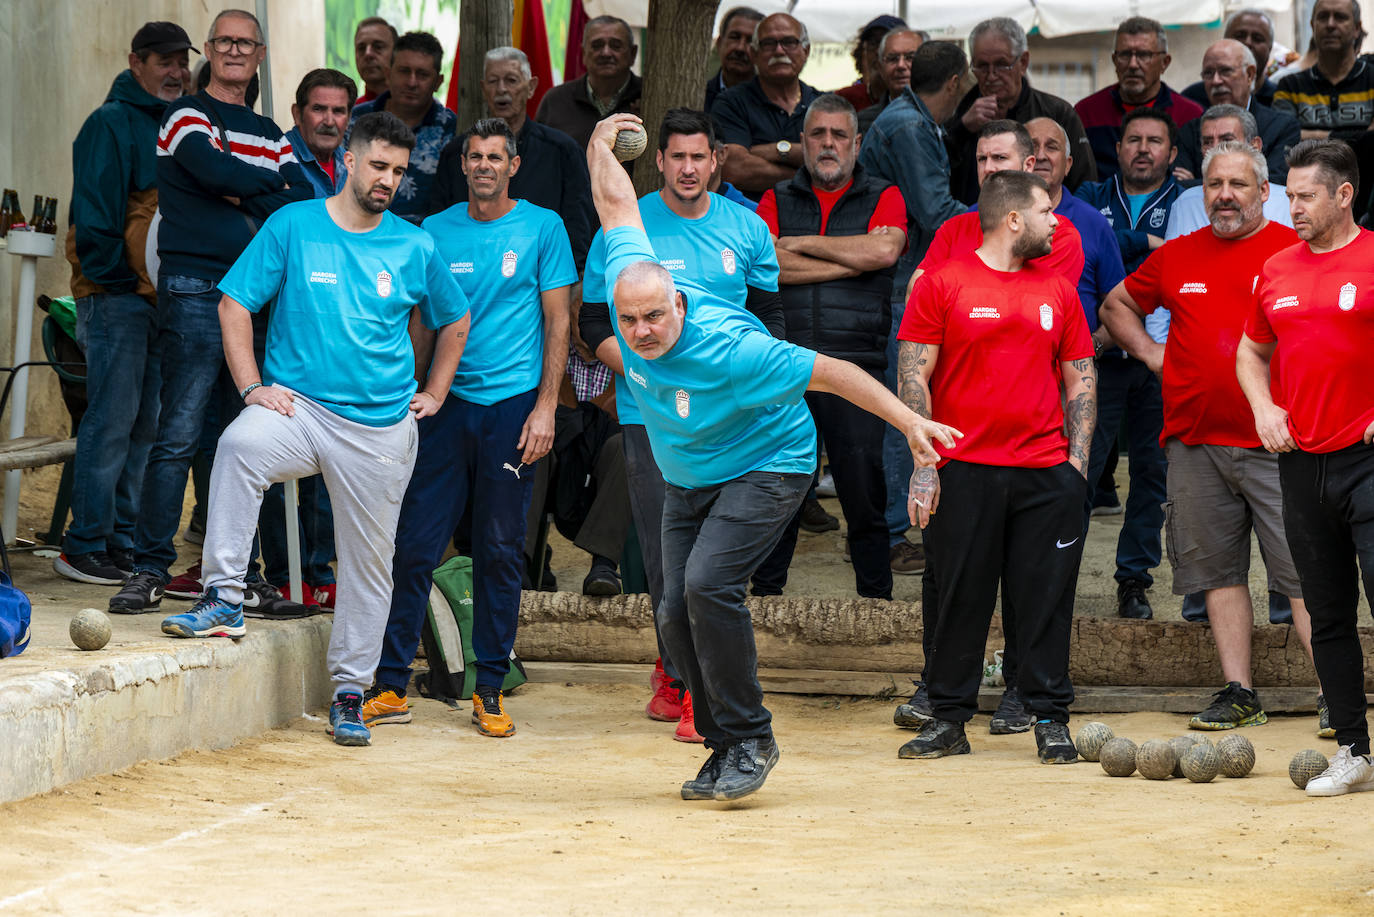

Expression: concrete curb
xmin=0 ymin=618 xmax=333 ymax=804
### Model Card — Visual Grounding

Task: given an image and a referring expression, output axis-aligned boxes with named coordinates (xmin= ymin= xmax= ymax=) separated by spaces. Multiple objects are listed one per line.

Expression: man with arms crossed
xmin=896 ymin=170 xmax=1096 ymax=765
xmin=1100 ymin=141 xmax=1318 ymax=733
xmin=1237 ymin=139 xmax=1374 ymax=795
xmin=587 ymin=113 xmax=958 ymax=800
xmin=368 ymin=118 xmax=574 ymax=738
xmin=159 ymin=112 xmax=471 ymax=750
xmin=580 ymin=108 xmax=781 ymax=743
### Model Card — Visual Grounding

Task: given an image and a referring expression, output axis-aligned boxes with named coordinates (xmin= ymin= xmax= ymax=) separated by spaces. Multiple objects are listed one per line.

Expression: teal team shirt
xmin=603 ymin=225 xmax=816 ymax=489
xmin=422 ymin=199 xmax=577 ymax=405
xmin=217 ymin=199 xmax=469 ymax=427
xmin=584 ymin=191 xmax=779 ymax=424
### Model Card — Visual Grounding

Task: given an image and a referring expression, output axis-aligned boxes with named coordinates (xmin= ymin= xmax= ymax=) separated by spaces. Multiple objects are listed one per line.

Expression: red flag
xmin=565 ymin=0 xmax=588 ymax=82
xmin=446 ymin=0 xmax=556 ymax=119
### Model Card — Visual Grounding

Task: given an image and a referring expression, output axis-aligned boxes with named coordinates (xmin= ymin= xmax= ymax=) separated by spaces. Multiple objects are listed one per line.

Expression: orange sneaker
xmin=646 ymin=678 xmax=684 ymax=722
xmin=361 ymin=686 xmax=411 ymax=726
xmin=674 ymin=691 xmax=704 ymax=744
xmin=472 ymin=687 xmax=516 ymax=737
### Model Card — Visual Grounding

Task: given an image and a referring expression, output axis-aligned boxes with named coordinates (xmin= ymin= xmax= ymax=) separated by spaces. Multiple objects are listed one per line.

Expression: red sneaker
xmin=311 ymin=582 xmax=336 ymax=609
xmin=650 ymin=657 xmax=667 ymax=692
xmin=277 ymin=581 xmax=315 ymax=604
xmin=646 ymin=678 xmax=684 ymax=722
xmin=165 ymin=562 xmax=204 ymax=600
xmin=674 ymin=691 xmax=704 ymax=744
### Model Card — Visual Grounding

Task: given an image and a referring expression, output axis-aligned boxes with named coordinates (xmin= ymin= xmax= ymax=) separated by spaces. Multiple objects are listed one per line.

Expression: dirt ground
xmin=1 ymin=684 xmax=1370 ymax=916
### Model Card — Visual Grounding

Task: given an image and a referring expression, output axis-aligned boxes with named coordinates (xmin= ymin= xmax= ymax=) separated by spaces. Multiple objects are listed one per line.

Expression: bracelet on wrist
xmin=241 ymin=382 xmax=263 ymax=401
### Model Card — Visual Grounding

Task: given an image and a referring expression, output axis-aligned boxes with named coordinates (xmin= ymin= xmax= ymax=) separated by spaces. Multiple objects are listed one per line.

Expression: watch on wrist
xmin=775 ymin=139 xmax=792 ymax=160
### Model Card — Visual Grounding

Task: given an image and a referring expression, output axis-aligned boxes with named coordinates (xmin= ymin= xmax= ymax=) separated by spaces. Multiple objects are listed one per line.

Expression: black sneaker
xmin=681 ymin=749 xmax=724 ymax=800
xmin=107 ymin=548 xmax=134 ymax=578
xmin=798 ymin=497 xmax=839 ymax=533
xmin=889 ymin=539 xmax=926 ymax=575
xmin=898 ymin=719 xmax=971 ymax=759
xmin=53 ymin=551 xmax=125 ymax=586
xmin=894 ymin=681 xmax=934 ymax=728
xmin=1189 ymin=681 xmax=1267 ymax=730
xmin=108 ymin=571 xmax=166 ymax=614
xmin=1318 ymin=694 xmax=1336 ymax=739
xmin=712 ymin=736 xmax=780 ymax=800
xmin=1034 ymin=720 xmax=1078 ymax=764
xmin=242 ymin=581 xmax=315 ymax=619
xmin=582 ymin=557 xmax=621 ymax=597
xmin=989 ymin=686 xmax=1034 ymax=734
xmin=1117 ymin=579 xmax=1153 ymax=619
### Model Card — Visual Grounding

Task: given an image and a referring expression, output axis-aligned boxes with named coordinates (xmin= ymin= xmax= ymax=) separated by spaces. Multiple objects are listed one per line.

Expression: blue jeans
xmin=133 ymin=274 xmax=225 ymax=578
xmin=658 ymin=471 xmax=810 ymax=749
xmin=883 ymin=295 xmax=913 ymax=545
xmin=65 ymin=292 xmax=161 ymax=555
xmin=1082 ymin=356 xmax=1166 ymax=585
xmin=376 ymin=390 xmax=537 ymax=692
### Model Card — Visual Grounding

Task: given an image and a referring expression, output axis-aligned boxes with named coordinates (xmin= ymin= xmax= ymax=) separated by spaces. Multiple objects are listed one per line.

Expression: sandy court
xmin=2 ymin=681 xmax=1370 ymax=916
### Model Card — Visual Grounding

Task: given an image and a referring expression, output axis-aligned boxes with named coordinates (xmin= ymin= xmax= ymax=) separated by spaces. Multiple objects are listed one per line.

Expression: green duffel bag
xmin=416 ymin=555 xmax=527 ymax=703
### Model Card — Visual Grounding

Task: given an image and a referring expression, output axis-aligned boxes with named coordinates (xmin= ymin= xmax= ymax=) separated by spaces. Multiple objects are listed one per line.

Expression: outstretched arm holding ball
xmin=588 ymin=114 xmax=647 ymax=233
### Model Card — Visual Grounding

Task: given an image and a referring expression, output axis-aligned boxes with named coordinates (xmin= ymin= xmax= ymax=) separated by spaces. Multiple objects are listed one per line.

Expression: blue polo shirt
xmin=603 ymin=225 xmax=816 ymax=489
xmin=585 ymin=191 xmax=779 ymax=425
xmin=218 ymin=199 xmax=469 ymax=426
xmin=1055 ymin=191 xmax=1126 ymax=332
xmin=422 ymin=199 xmax=577 ymax=405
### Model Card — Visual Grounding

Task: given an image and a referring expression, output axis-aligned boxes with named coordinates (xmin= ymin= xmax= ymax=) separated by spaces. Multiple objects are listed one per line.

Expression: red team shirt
xmin=755 ymin=183 xmax=908 ymax=236
xmin=918 ymin=210 xmax=1086 ymax=285
xmin=1247 ymin=229 xmax=1374 ymax=453
xmin=899 ymin=252 xmax=1095 ymax=468
xmin=1126 ymin=221 xmax=1296 ymax=448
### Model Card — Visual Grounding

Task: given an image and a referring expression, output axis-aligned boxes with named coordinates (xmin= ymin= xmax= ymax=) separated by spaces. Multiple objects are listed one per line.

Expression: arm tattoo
xmin=897 ymin=342 xmax=932 ymax=418
xmin=1065 ymin=358 xmax=1097 ymax=468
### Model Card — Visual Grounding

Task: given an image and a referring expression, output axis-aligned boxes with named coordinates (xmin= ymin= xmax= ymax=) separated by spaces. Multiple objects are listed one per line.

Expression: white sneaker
xmin=1305 ymin=745 xmax=1374 ymax=797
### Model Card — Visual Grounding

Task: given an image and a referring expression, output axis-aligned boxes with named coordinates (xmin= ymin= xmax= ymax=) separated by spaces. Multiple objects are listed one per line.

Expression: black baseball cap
xmin=132 ymin=21 xmax=198 ymax=55
xmin=860 ymin=15 xmax=907 ymax=42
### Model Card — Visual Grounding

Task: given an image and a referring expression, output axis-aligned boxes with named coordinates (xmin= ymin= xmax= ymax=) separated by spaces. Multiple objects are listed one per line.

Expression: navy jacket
xmin=1073 ymin=173 xmax=1183 ymax=274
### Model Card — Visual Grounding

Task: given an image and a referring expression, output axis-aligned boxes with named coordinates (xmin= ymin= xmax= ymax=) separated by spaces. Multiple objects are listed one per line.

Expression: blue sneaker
xmin=160 ymin=587 xmax=246 ymax=639
xmin=328 ymin=692 xmax=371 ymax=746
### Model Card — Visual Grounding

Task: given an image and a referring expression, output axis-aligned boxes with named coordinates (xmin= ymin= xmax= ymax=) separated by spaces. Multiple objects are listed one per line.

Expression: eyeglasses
xmin=971 ymin=61 xmax=1017 ymax=75
xmin=756 ymin=37 xmax=803 ymax=52
xmin=1201 ymin=66 xmax=1240 ymax=80
xmin=1113 ymin=49 xmax=1161 ymax=64
xmin=209 ymin=36 xmax=263 ymax=55
xmin=882 ymin=52 xmax=918 ymax=65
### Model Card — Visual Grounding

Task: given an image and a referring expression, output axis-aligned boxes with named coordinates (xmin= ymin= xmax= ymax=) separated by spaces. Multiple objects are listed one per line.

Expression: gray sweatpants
xmin=202 ymin=389 xmax=418 ymax=695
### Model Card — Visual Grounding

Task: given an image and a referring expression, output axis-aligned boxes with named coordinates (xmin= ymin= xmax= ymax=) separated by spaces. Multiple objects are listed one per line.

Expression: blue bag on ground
xmin=417 ymin=555 xmax=526 ymax=702
xmin=0 ymin=572 xmax=33 ymax=658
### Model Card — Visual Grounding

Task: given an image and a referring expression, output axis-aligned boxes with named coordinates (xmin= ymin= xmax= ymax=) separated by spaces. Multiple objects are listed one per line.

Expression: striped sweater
xmin=156 ymin=92 xmax=310 ymax=281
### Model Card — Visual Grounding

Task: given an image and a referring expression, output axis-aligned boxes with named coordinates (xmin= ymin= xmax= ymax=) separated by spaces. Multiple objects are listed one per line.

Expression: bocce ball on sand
xmin=1218 ymin=734 xmax=1256 ymax=778
xmin=1076 ymin=722 xmax=1114 ymax=762
xmin=1100 ymin=737 xmax=1138 ymax=777
xmin=1180 ymin=742 xmax=1221 ymax=783
xmin=70 ymin=608 xmax=111 ymax=651
xmin=612 ymin=126 xmax=648 ymax=162
xmin=1137 ymin=739 xmax=1177 ymax=780
xmin=1289 ymin=749 xmax=1329 ymax=789
xmin=1168 ymin=735 xmax=1197 ymax=777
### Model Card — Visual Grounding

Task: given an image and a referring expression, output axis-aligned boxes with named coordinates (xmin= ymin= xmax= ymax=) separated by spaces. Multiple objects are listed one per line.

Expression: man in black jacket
xmin=749 ymin=94 xmax=908 ymax=598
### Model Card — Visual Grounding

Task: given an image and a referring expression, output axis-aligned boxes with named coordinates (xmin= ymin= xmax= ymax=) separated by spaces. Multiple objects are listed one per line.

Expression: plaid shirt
xmin=566 ymin=346 xmax=611 ymax=401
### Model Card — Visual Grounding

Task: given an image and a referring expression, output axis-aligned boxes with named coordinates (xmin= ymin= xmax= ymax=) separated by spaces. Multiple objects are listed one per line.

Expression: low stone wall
xmin=515 ymin=593 xmax=1346 ymax=688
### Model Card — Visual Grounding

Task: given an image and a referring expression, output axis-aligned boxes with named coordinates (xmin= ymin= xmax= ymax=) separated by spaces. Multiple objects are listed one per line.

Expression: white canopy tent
xmin=586 ymin=0 xmax=1293 ymax=41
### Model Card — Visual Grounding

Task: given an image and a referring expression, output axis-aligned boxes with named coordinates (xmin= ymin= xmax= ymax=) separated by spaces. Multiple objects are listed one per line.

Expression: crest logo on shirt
xmin=375 ymin=270 xmax=392 ymax=297
xmin=1339 ymin=282 xmax=1357 ymax=311
xmin=1039 ymin=303 xmax=1053 ymax=331
xmin=721 ymin=248 xmax=737 ymax=275
xmin=675 ymin=389 xmax=691 ymax=419
xmin=1149 ymin=207 xmax=1167 ymax=229
xmin=501 ymin=250 xmax=518 ymax=278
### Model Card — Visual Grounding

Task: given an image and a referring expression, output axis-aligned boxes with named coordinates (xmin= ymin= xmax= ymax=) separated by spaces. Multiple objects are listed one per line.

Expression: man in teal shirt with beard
xmin=587 ymin=113 xmax=960 ymax=802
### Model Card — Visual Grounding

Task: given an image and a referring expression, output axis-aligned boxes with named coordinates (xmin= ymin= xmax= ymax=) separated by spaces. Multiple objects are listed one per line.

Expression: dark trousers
xmin=753 ymin=386 xmax=892 ymax=598
xmin=1082 ymin=356 xmax=1166 ymax=584
xmin=924 ymin=461 xmax=1085 ymax=724
xmin=376 ymin=390 xmax=537 ymax=692
xmin=658 ymin=471 xmax=810 ymax=749
xmin=1278 ymin=444 xmax=1374 ymax=755
xmin=917 ymin=549 xmax=1022 ymax=692
xmin=623 ymin=424 xmax=678 ymax=683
